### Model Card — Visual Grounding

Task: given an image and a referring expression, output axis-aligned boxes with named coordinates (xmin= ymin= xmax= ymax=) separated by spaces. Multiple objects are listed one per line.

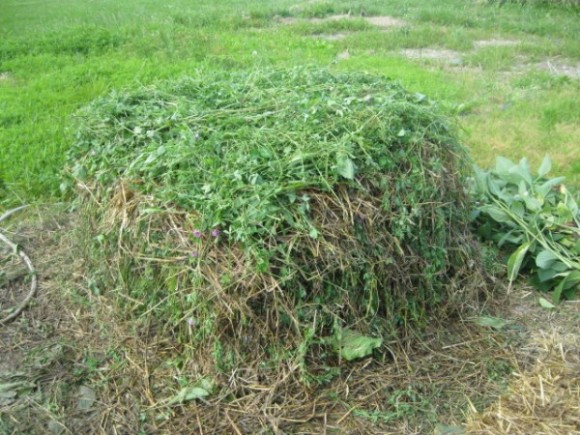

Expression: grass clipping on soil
xmin=66 ymin=68 xmax=487 ymax=379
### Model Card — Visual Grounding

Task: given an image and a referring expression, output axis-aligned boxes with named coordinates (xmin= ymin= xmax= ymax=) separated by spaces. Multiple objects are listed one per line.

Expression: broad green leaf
xmin=556 ymin=202 xmax=574 ymax=222
xmin=565 ymin=194 xmax=579 ymax=216
xmin=537 ymin=156 xmax=552 ymax=178
xmin=514 ymin=158 xmax=532 ymax=185
xmin=479 ymin=205 xmax=512 ymax=224
xmin=562 ymin=271 xmax=580 ymax=289
xmin=538 ymin=267 xmax=558 ymax=283
xmin=536 ymin=177 xmax=566 ymax=197
xmin=495 ymin=156 xmax=515 ymax=175
xmin=472 ymin=166 xmax=488 ymax=195
xmin=535 ymin=250 xmax=558 ymax=269
xmin=336 ymin=156 xmax=355 ymax=180
xmin=522 ymin=195 xmax=541 ymax=212
xmin=487 ymin=178 xmax=503 ymax=198
xmin=551 ymin=261 xmax=569 ymax=273
xmin=475 ymin=316 xmax=509 ymax=330
xmin=551 ymin=271 xmax=580 ymax=303
xmin=538 ymin=297 xmax=555 ymax=310
xmin=497 ymin=230 xmax=523 ymax=247
xmin=335 ymin=329 xmax=382 ymax=361
xmin=511 ymin=201 xmax=525 ymax=218
xmin=507 ymin=242 xmax=530 ymax=283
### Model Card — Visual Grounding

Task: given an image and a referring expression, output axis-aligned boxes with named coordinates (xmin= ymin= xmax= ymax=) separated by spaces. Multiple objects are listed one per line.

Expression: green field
xmin=1 ymin=0 xmax=579 ymax=205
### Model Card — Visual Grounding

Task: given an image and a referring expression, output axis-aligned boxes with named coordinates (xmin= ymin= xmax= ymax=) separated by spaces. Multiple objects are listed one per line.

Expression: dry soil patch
xmin=365 ymin=16 xmax=407 ymax=29
xmin=473 ymin=39 xmax=520 ymax=49
xmin=278 ymin=14 xmax=406 ymax=30
xmin=313 ymin=33 xmax=349 ymax=41
xmin=400 ymin=48 xmax=463 ymax=64
xmin=537 ymin=58 xmax=580 ymax=79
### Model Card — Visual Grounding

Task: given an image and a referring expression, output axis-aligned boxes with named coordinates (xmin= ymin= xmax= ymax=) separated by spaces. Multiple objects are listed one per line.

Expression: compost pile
xmin=67 ymin=68 xmax=488 ymax=382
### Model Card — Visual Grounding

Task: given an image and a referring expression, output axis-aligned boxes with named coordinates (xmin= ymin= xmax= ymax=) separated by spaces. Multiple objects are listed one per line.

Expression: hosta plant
xmin=470 ymin=156 xmax=580 ymax=302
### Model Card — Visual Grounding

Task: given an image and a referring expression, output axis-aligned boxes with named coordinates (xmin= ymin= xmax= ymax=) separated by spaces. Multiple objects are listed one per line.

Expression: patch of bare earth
xmin=473 ymin=39 xmax=520 ymax=49
xmin=0 ymin=207 xmax=92 ymax=434
xmin=311 ymin=33 xmax=349 ymax=41
xmin=365 ymin=16 xmax=406 ymax=29
xmin=537 ymin=58 xmax=580 ymax=79
xmin=400 ymin=48 xmax=463 ymax=65
xmin=336 ymin=49 xmax=350 ymax=60
xmin=278 ymin=14 xmax=406 ymax=30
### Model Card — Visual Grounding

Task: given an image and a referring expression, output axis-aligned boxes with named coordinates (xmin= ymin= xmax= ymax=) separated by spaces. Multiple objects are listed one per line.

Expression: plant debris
xmin=63 ymin=67 xmax=494 ymax=431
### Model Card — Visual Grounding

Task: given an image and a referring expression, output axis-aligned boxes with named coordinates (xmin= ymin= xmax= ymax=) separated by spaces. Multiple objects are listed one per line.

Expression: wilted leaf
xmin=507 ymin=242 xmax=530 ymax=283
xmin=335 ymin=329 xmax=382 ymax=361
xmin=166 ymin=379 xmax=213 ymax=405
xmin=77 ymin=385 xmax=96 ymax=410
xmin=309 ymin=227 xmax=319 ymax=239
xmin=538 ymin=297 xmax=555 ymax=310
xmin=336 ymin=156 xmax=355 ymax=180
xmin=475 ymin=316 xmax=509 ymax=330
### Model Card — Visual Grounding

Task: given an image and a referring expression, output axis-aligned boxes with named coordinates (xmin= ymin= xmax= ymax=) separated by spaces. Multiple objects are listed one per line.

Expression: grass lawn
xmin=1 ymin=0 xmax=579 ymax=204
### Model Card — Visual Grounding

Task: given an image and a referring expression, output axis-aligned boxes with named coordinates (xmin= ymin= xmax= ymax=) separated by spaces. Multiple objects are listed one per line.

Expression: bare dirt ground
xmin=536 ymin=58 xmax=580 ymax=80
xmin=399 ymin=48 xmax=463 ymax=64
xmin=278 ymin=14 xmax=407 ymax=29
xmin=473 ymin=39 xmax=520 ymax=49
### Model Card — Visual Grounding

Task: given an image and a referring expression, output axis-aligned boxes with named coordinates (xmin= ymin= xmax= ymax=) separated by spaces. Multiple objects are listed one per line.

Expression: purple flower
xmin=187 ymin=317 xmax=195 ymax=327
xmin=193 ymin=229 xmax=202 ymax=238
xmin=191 ymin=250 xmax=199 ymax=258
xmin=211 ymin=228 xmax=221 ymax=238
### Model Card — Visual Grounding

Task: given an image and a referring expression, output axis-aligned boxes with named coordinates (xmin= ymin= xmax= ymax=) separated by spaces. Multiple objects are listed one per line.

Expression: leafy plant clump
xmin=471 ymin=156 xmax=580 ymax=301
xmin=66 ymin=68 xmax=488 ymax=381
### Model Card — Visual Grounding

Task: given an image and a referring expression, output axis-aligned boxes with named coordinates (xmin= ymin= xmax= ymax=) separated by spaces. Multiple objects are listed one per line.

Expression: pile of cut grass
xmin=66 ymin=68 xmax=489 ymax=382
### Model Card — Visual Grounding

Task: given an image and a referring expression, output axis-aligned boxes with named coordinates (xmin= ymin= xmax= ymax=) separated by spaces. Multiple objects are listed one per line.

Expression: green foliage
xmin=333 ymin=329 xmax=383 ymax=361
xmin=471 ymin=156 xmax=580 ymax=301
xmin=67 ymin=67 xmax=485 ymax=377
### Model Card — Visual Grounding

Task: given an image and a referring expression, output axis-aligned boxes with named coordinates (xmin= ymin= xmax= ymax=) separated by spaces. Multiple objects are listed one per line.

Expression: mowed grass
xmin=1 ymin=0 xmax=579 ymax=204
